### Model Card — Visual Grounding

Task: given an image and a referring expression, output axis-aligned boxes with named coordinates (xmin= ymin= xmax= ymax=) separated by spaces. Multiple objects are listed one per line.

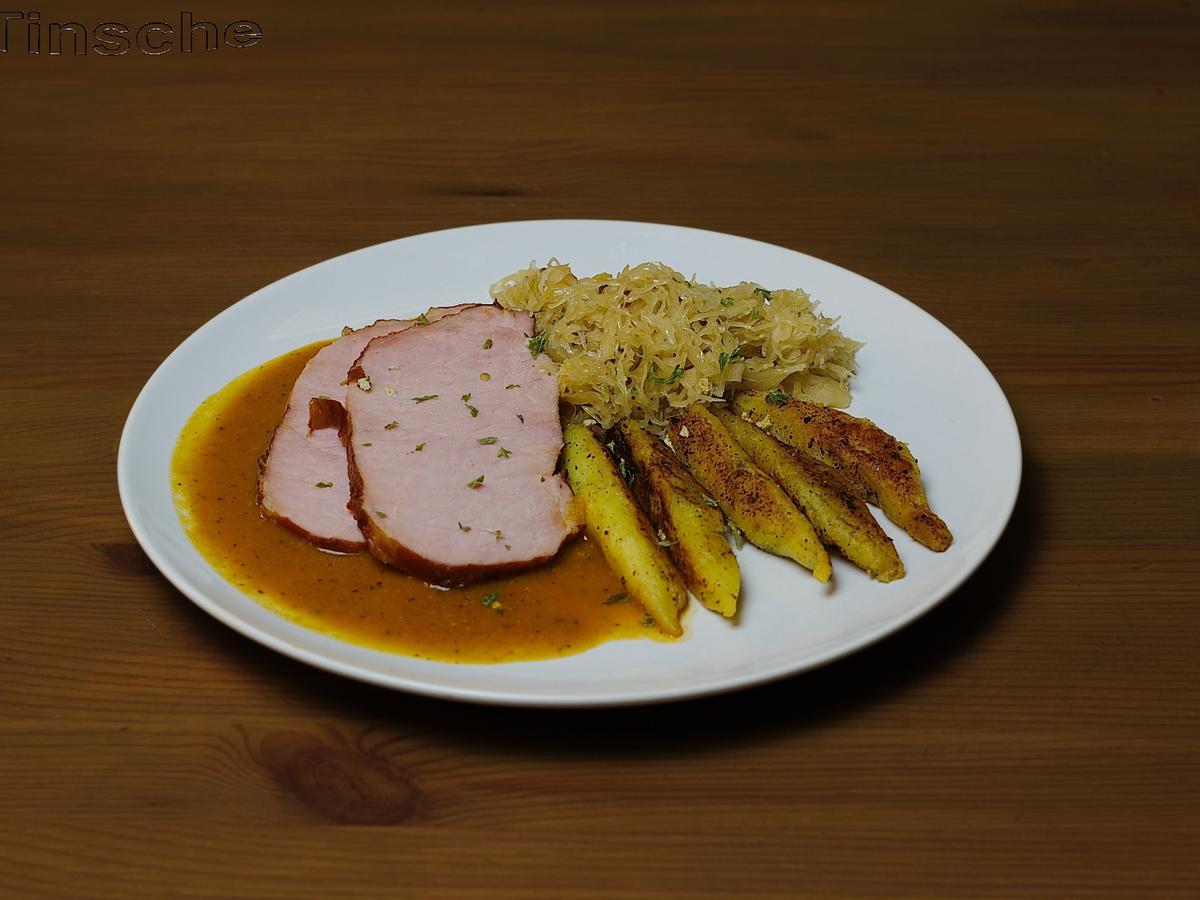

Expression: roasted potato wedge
xmin=668 ymin=405 xmax=832 ymax=583
xmin=713 ymin=408 xmax=904 ymax=582
xmin=732 ymin=392 xmax=953 ymax=552
xmin=610 ymin=420 xmax=740 ymax=617
xmin=562 ymin=424 xmax=686 ymax=635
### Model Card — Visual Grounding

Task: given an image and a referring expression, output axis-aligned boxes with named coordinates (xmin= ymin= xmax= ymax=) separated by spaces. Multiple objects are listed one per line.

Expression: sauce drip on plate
xmin=171 ymin=341 xmax=667 ymax=663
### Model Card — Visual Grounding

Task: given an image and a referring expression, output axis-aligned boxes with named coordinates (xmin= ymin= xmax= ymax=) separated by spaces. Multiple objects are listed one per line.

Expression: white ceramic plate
xmin=119 ymin=220 xmax=1021 ymax=707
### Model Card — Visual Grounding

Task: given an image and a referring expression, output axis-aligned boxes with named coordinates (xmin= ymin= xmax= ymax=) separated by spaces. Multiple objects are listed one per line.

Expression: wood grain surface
xmin=2 ymin=1 xmax=1197 ymax=896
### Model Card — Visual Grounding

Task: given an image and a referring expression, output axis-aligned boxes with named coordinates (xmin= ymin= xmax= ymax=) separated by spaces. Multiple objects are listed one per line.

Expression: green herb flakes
xmin=384 ymin=421 xmax=399 ymax=430
xmin=528 ymin=332 xmax=547 ymax=357
xmin=412 ymin=394 xmax=438 ymax=403
xmin=603 ymin=592 xmax=628 ymax=605
xmin=477 ymin=436 xmax=497 ymax=445
xmin=497 ymin=447 xmax=512 ymax=458
xmin=483 ymin=338 xmax=493 ymax=349
xmin=466 ymin=474 xmax=485 ymax=489
xmin=728 ymin=522 xmax=746 ymax=550
xmin=314 ymin=481 xmax=333 ymax=489
xmin=648 ymin=363 xmax=685 ymax=385
xmin=764 ymin=388 xmax=789 ymax=406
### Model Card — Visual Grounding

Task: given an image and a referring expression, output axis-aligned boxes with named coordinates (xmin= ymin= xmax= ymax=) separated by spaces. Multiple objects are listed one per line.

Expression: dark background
xmin=2 ymin=2 xmax=1196 ymax=896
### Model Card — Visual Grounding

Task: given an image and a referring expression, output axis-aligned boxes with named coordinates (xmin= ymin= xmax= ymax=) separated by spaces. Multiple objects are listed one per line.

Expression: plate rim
xmin=118 ymin=218 xmax=1022 ymax=708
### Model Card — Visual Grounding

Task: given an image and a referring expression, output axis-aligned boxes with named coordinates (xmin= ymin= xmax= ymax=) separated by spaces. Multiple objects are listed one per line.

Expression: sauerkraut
xmin=490 ymin=261 xmax=860 ymax=431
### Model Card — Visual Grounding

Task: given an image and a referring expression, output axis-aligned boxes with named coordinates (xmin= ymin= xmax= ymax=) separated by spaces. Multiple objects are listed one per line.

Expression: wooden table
xmin=3 ymin=2 xmax=1196 ymax=896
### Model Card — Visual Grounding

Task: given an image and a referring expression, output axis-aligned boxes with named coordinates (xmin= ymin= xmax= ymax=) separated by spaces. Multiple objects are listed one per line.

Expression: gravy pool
xmin=171 ymin=341 xmax=666 ymax=663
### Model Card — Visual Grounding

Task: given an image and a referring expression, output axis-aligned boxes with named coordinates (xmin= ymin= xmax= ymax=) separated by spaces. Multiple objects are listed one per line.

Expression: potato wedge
xmin=732 ymin=391 xmax=953 ymax=552
xmin=713 ymin=408 xmax=904 ymax=582
xmin=561 ymin=424 xmax=685 ymax=635
xmin=667 ymin=405 xmax=832 ymax=583
xmin=610 ymin=420 xmax=740 ymax=617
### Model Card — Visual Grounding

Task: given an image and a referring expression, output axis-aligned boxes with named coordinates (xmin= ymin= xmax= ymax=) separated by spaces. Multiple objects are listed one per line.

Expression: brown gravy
xmin=171 ymin=341 xmax=666 ymax=663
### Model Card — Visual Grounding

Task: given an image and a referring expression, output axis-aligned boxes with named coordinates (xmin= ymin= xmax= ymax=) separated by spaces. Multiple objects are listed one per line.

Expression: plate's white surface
xmin=118 ymin=220 xmax=1021 ymax=707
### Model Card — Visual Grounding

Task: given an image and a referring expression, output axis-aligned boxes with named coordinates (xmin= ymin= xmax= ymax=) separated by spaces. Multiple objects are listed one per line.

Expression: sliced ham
xmin=344 ymin=304 xmax=581 ymax=584
xmin=257 ymin=306 xmax=470 ymax=552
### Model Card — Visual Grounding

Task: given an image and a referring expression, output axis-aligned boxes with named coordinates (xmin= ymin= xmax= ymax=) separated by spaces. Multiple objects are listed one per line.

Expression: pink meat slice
xmin=344 ymin=304 xmax=581 ymax=583
xmin=257 ymin=306 xmax=470 ymax=551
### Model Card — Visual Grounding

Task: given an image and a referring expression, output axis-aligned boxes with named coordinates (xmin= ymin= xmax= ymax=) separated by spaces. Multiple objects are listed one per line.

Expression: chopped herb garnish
xmin=751 ymin=306 xmax=762 ymax=321
xmin=753 ymin=287 xmax=773 ymax=301
xmin=480 ymin=372 xmax=491 ymax=381
xmin=461 ymin=393 xmax=471 ymax=401
xmin=718 ymin=347 xmax=744 ymax=371
xmin=314 ymin=481 xmax=333 ymax=488
xmin=516 ymin=414 xmax=524 ymax=423
xmin=376 ymin=510 xmax=388 ymax=519
xmin=481 ymin=591 xmax=499 ymax=607
xmin=617 ymin=456 xmax=634 ymax=484
xmin=415 ymin=313 xmax=430 ymax=326
xmin=384 ymin=384 xmax=396 ymax=397
xmin=657 ymin=539 xmax=674 ymax=548
xmin=702 ymin=495 xmax=720 ymax=508
xmin=497 ymin=447 xmax=512 ymax=458
xmin=764 ymin=387 xmax=789 ymax=406
xmin=647 ymin=363 xmax=685 ymax=385
xmin=412 ymin=394 xmax=438 ymax=403
xmin=728 ymin=522 xmax=746 ymax=550
xmin=468 ymin=404 xmax=478 ymax=417
xmin=505 ymin=383 xmax=520 ymax=390
xmin=483 ymin=338 xmax=493 ymax=349
xmin=458 ymin=522 xmax=471 ymax=532
xmin=466 ymin=474 xmax=485 ymax=489
xmin=641 ymin=614 xmax=656 ymax=627
xmin=528 ymin=332 xmax=547 ymax=357
xmin=414 ymin=442 xmax=425 ymax=452
xmin=361 ymin=442 xmax=373 ymax=447
xmin=483 ymin=528 xmax=505 ymax=541
xmin=384 ymin=421 xmax=399 ymax=430
xmin=720 ymin=296 xmax=734 ymax=307
xmin=477 ymin=436 xmax=497 ymax=445
xmin=356 ymin=376 xmax=372 ymax=392
xmin=603 ymin=591 xmax=629 ymax=605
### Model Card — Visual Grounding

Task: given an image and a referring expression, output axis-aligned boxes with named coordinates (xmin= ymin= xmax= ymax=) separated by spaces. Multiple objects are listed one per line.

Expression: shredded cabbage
xmin=491 ymin=261 xmax=860 ymax=431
